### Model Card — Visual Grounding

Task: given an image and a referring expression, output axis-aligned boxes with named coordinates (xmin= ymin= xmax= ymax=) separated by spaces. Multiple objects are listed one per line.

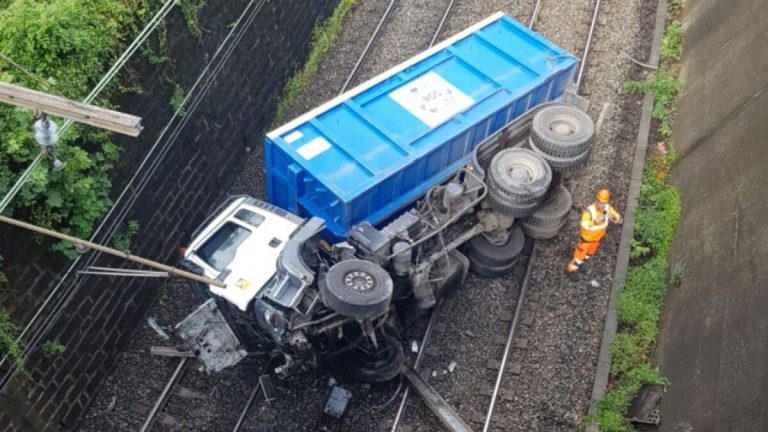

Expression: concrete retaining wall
xmin=656 ymin=0 xmax=768 ymax=430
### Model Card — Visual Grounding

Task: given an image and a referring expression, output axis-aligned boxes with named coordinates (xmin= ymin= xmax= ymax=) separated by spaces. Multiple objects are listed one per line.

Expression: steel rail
xmin=339 ymin=0 xmax=398 ymax=94
xmin=140 ymin=357 xmax=189 ymax=432
xmin=575 ymin=0 xmax=603 ymax=90
xmin=529 ymin=0 xmax=543 ymax=28
xmin=429 ymin=0 xmax=457 ymax=48
xmin=482 ymin=246 xmax=536 ymax=432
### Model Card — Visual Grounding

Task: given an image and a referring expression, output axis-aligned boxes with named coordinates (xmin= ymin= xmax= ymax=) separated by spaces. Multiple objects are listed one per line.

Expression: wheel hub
xmin=550 ymin=118 xmax=577 ymax=136
xmin=508 ymin=166 xmax=531 ymax=182
xmin=344 ymin=271 xmax=375 ymax=292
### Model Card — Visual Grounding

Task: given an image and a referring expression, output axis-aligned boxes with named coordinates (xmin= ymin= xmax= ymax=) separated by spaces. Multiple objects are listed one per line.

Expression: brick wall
xmin=0 ymin=0 xmax=335 ymax=429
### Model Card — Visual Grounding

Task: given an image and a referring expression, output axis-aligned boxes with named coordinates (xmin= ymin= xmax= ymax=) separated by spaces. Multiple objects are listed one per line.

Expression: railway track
xmin=385 ymin=0 xmax=605 ymax=430
xmin=145 ymin=1 xmax=605 ymax=430
xmin=339 ymin=0 xmax=457 ymax=94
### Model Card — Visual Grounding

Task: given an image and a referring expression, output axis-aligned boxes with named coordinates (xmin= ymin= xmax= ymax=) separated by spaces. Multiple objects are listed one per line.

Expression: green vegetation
xmin=179 ymin=0 xmax=205 ymax=38
xmin=41 ymin=340 xmax=66 ymax=357
xmin=589 ymin=3 xmax=686 ymax=430
xmin=624 ymin=6 xmax=685 ymax=139
xmin=660 ymin=21 xmax=683 ymax=62
xmin=111 ymin=219 xmax=140 ymax=253
xmin=273 ymin=0 xmax=357 ymax=125
xmin=169 ymin=84 xmax=187 ymax=115
xmin=0 ymin=309 xmax=24 ymax=375
xmin=625 ymin=69 xmax=681 ymax=138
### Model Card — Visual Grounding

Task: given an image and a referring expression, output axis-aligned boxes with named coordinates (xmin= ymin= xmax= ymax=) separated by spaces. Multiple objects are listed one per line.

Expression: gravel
xmin=79 ymin=0 xmax=660 ymax=430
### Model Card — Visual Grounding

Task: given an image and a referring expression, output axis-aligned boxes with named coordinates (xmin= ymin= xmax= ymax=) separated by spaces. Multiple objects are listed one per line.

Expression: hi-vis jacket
xmin=580 ymin=203 xmax=622 ymax=242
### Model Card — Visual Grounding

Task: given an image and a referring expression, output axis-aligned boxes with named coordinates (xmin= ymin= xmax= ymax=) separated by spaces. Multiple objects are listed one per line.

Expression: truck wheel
xmin=321 ymin=260 xmax=393 ymax=320
xmin=465 ymin=226 xmax=525 ymax=267
xmin=522 ymin=219 xmax=567 ymax=239
xmin=468 ymin=254 xmax=518 ymax=279
xmin=487 ymin=148 xmax=552 ymax=203
xmin=529 ymin=138 xmax=591 ymax=172
xmin=342 ymin=331 xmax=405 ymax=383
xmin=531 ymin=105 xmax=594 ymax=158
xmin=524 ymin=184 xmax=572 ymax=226
xmin=487 ymin=191 xmax=544 ymax=217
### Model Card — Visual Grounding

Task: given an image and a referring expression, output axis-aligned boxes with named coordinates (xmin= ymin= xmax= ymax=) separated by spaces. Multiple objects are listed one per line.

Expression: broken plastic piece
xmin=147 ymin=317 xmax=169 ymax=340
xmin=448 ymin=361 xmax=457 ymax=373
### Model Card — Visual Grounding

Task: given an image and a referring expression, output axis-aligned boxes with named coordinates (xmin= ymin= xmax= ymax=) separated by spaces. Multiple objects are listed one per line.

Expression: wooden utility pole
xmin=0 ymin=80 xmax=143 ymax=137
xmin=0 ymin=215 xmax=226 ymax=288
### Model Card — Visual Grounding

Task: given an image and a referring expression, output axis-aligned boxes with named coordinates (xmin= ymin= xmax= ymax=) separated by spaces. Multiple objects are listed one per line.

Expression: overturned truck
xmin=177 ymin=12 xmax=594 ymax=382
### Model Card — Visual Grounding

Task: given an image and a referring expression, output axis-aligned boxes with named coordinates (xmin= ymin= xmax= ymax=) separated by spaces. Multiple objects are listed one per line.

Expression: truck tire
xmin=524 ymin=184 xmax=572 ymax=227
xmin=487 ymin=148 xmax=552 ymax=203
xmin=321 ymin=260 xmax=393 ymax=319
xmin=529 ymin=138 xmax=591 ymax=172
xmin=342 ymin=331 xmax=405 ymax=383
xmin=531 ymin=105 xmax=594 ymax=158
xmin=522 ymin=218 xmax=567 ymax=239
xmin=487 ymin=189 xmax=545 ymax=217
xmin=465 ymin=226 xmax=525 ymax=267
xmin=468 ymin=254 xmax=518 ymax=278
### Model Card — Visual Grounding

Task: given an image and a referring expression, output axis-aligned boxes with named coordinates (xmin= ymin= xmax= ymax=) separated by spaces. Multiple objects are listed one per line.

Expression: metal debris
xmin=147 ymin=317 xmax=169 ymax=340
xmin=324 ymin=386 xmax=352 ymax=418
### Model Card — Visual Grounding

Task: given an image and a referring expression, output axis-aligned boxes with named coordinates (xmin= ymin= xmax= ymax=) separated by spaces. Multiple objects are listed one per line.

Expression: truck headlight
xmin=263 ymin=309 xmax=286 ymax=334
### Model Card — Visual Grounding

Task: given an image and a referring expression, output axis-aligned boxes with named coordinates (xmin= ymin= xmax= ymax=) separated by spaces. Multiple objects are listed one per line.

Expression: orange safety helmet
xmin=596 ymin=189 xmax=611 ymax=203
xmin=597 ymin=189 xmax=611 ymax=203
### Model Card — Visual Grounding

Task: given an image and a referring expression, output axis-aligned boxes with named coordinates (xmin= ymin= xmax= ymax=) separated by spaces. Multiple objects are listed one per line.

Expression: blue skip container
xmin=265 ymin=12 xmax=578 ymax=238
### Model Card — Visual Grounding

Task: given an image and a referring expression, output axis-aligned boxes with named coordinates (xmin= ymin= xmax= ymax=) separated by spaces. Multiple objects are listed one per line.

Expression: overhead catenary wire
xmin=0 ymin=0 xmax=267 ymax=392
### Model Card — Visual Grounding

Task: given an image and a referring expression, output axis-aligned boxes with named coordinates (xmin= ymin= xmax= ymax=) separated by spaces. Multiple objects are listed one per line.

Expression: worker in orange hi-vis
xmin=566 ymin=189 xmax=622 ymax=273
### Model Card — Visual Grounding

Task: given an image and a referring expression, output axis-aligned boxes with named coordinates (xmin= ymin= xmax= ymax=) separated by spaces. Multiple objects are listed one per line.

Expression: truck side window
xmin=197 ymin=222 xmax=251 ymax=271
xmin=234 ymin=209 xmax=265 ymax=228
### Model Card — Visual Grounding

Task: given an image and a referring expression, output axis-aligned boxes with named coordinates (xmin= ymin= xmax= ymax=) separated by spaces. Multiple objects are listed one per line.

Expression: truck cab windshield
xmin=198 ymin=222 xmax=251 ymax=271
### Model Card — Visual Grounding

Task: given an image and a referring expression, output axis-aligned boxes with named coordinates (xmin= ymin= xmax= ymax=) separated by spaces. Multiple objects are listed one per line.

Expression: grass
xmin=273 ymin=0 xmax=357 ymax=125
xmin=588 ymin=6 xmax=686 ymax=430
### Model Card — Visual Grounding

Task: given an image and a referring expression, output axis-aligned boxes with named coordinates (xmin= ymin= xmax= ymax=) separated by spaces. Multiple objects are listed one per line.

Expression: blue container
xmin=265 ymin=12 xmax=578 ymax=238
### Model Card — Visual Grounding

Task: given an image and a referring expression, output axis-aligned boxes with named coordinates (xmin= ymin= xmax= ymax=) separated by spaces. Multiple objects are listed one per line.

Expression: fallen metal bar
xmin=150 ymin=346 xmax=195 ymax=358
xmin=402 ymin=366 xmax=473 ymax=432
xmin=140 ymin=357 xmax=188 ymax=432
xmin=0 ymin=215 xmax=225 ymax=288
xmin=482 ymin=246 xmax=537 ymax=432
xmin=391 ymin=300 xmax=441 ymax=432
xmin=232 ymin=382 xmax=262 ymax=432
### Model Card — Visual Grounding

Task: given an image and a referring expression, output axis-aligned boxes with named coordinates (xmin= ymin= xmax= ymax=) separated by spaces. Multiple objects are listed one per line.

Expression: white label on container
xmin=297 ymin=137 xmax=331 ymax=161
xmin=389 ymin=71 xmax=475 ymax=128
xmin=283 ymin=130 xmax=304 ymax=144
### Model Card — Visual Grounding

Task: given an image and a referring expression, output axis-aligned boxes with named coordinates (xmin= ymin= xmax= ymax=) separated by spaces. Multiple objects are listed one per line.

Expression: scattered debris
xmin=462 ymin=330 xmax=476 ymax=337
xmin=590 ymin=279 xmax=600 ymax=288
xmin=324 ymin=386 xmax=352 ymax=418
xmin=447 ymin=361 xmax=457 ymax=373
xmin=259 ymin=374 xmax=277 ymax=404
xmin=147 ymin=317 xmax=169 ymax=340
xmin=411 ymin=340 xmax=419 ymax=353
